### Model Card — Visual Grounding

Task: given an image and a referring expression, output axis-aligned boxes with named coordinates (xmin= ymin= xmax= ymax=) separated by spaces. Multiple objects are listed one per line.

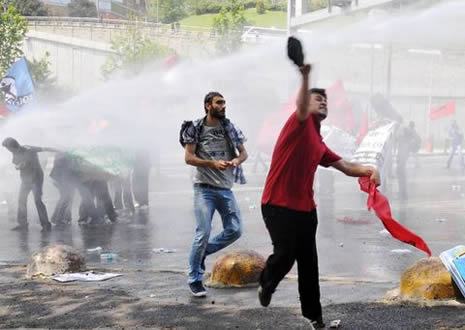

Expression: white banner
xmin=351 ymin=122 xmax=396 ymax=185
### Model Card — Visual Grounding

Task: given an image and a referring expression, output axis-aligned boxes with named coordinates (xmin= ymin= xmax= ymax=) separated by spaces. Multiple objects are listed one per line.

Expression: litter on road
xmin=52 ymin=271 xmax=122 ymax=282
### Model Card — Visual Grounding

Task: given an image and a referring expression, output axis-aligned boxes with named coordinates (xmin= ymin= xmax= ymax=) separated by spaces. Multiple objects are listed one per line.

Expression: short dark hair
xmin=2 ymin=137 xmax=19 ymax=150
xmin=204 ymin=91 xmax=224 ymax=113
xmin=308 ymin=88 xmax=327 ymax=99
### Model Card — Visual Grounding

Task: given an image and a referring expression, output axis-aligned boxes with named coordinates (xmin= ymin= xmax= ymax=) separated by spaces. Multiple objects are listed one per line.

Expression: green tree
xmin=212 ymin=0 xmax=247 ymax=54
xmin=27 ymin=52 xmax=55 ymax=91
xmin=147 ymin=0 xmax=186 ymax=23
xmin=0 ymin=6 xmax=28 ymax=76
xmin=256 ymin=0 xmax=265 ymax=14
xmin=68 ymin=0 xmax=97 ymax=17
xmin=102 ymin=18 xmax=173 ymax=79
xmin=8 ymin=0 xmax=49 ymax=16
xmin=27 ymin=52 xmax=70 ymax=103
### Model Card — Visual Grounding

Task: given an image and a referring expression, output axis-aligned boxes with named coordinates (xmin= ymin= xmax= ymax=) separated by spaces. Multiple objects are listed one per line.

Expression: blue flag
xmin=0 ymin=57 xmax=35 ymax=113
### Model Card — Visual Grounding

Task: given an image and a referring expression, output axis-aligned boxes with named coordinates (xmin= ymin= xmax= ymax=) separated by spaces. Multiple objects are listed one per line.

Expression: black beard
xmin=211 ymin=109 xmax=225 ymax=119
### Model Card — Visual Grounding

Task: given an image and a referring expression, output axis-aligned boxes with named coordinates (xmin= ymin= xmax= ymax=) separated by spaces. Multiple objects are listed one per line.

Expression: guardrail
xmin=25 ymin=17 xmax=289 ymax=44
xmin=25 ymin=16 xmax=213 ymax=33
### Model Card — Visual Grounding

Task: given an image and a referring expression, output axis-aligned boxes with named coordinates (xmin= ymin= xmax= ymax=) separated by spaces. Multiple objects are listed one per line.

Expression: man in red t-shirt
xmin=258 ymin=64 xmax=380 ymax=328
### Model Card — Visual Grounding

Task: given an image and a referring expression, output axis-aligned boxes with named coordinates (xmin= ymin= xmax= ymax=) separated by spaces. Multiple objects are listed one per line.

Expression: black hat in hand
xmin=287 ymin=36 xmax=304 ymax=67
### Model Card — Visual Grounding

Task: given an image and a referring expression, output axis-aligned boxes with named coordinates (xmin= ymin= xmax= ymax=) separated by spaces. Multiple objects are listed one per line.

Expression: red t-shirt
xmin=261 ymin=112 xmax=342 ymax=212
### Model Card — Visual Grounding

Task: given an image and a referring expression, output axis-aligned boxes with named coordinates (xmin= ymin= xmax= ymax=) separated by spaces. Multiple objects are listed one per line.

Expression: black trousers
xmin=92 ymin=181 xmax=117 ymax=222
xmin=259 ymin=204 xmax=322 ymax=321
xmin=78 ymin=181 xmax=116 ymax=223
xmin=17 ymin=175 xmax=49 ymax=227
xmin=78 ymin=182 xmax=99 ymax=222
xmin=51 ymin=181 xmax=75 ymax=224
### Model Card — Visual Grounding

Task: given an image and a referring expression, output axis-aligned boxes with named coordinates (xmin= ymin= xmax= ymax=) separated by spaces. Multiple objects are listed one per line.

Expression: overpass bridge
xmin=23 ymin=16 xmax=218 ymax=91
xmin=25 ymin=16 xmax=217 ymax=56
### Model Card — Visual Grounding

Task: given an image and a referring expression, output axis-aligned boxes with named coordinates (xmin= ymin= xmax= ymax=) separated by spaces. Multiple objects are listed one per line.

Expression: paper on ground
xmin=52 ymin=271 xmax=122 ymax=282
xmin=390 ymin=249 xmax=412 ymax=254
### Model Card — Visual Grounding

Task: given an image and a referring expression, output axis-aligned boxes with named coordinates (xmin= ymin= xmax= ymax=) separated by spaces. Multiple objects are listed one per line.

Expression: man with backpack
xmin=180 ymin=91 xmax=248 ymax=297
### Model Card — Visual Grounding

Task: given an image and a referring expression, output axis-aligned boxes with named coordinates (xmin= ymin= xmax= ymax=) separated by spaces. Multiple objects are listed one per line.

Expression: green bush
xmin=243 ymin=0 xmax=257 ymax=9
xmin=256 ymin=0 xmax=265 ymax=14
xmin=265 ymin=0 xmax=286 ymax=11
xmin=192 ymin=0 xmax=223 ymax=15
xmin=310 ymin=0 xmax=326 ymax=11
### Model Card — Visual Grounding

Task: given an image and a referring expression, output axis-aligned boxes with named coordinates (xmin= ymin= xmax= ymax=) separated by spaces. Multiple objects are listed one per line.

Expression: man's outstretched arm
xmin=295 ymin=64 xmax=312 ymax=122
xmin=330 ymin=159 xmax=381 ymax=186
xmin=27 ymin=146 xmax=59 ymax=153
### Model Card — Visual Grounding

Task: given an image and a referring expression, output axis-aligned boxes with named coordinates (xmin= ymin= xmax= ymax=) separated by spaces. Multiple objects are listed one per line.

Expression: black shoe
xmin=41 ymin=222 xmax=52 ymax=232
xmin=310 ymin=316 xmax=326 ymax=329
xmin=258 ymin=285 xmax=272 ymax=307
xmin=11 ymin=224 xmax=28 ymax=231
xmin=189 ymin=281 xmax=207 ymax=297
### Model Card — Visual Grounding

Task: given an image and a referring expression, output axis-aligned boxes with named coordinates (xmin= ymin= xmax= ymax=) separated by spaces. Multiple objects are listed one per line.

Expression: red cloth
xmin=359 ymin=177 xmax=431 ymax=256
xmin=430 ymin=100 xmax=455 ymax=120
xmin=261 ymin=112 xmax=341 ymax=212
xmin=0 ymin=103 xmax=11 ymax=117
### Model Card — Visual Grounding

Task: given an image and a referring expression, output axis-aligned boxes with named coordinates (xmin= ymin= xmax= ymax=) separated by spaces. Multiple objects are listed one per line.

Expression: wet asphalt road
xmin=1 ymin=152 xmax=465 ymax=328
xmin=1 ymin=152 xmax=464 ymax=283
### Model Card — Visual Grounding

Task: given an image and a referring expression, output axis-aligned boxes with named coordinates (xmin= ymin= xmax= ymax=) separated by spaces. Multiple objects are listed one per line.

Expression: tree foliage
xmin=27 ymin=52 xmax=55 ymax=91
xmin=212 ymin=0 xmax=247 ymax=54
xmin=102 ymin=18 xmax=173 ymax=79
xmin=8 ymin=0 xmax=49 ymax=16
xmin=0 ymin=6 xmax=28 ymax=76
xmin=148 ymin=0 xmax=186 ymax=23
xmin=256 ymin=0 xmax=265 ymax=14
xmin=68 ymin=0 xmax=98 ymax=17
xmin=27 ymin=52 xmax=70 ymax=103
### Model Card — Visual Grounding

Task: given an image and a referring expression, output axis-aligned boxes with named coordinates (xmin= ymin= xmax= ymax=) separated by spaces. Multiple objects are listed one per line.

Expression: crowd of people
xmin=1 ymin=138 xmax=151 ymax=231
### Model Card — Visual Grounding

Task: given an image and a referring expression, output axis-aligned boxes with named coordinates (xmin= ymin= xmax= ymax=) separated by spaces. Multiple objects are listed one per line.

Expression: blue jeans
xmin=188 ymin=184 xmax=243 ymax=284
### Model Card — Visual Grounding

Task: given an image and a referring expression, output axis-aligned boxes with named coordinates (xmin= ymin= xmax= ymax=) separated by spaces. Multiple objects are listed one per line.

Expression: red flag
xmin=326 ymin=80 xmax=354 ymax=132
xmin=256 ymin=96 xmax=296 ymax=154
xmin=430 ymin=100 xmax=455 ymax=120
xmin=359 ymin=177 xmax=432 ymax=256
xmin=0 ymin=103 xmax=11 ymax=117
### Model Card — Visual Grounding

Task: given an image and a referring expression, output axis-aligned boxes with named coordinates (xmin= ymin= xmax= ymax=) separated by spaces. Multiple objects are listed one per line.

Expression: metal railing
xmin=25 ymin=17 xmax=289 ymax=43
xmin=25 ymin=16 xmax=213 ymax=34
